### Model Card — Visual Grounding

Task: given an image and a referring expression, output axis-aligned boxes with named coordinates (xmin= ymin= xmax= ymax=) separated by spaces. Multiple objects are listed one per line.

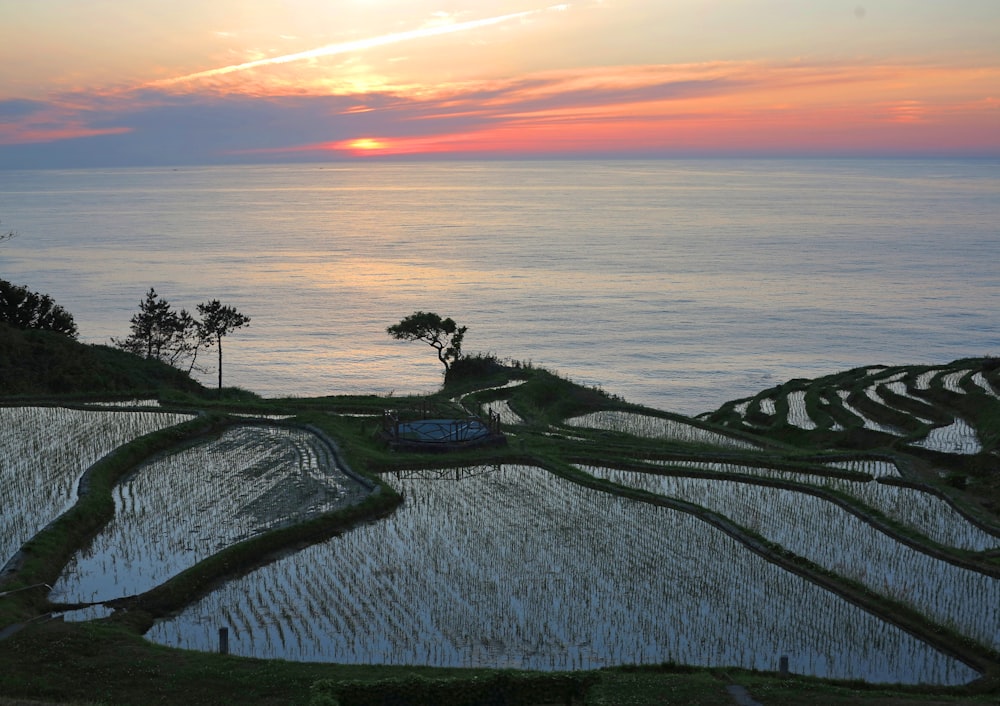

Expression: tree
xmin=0 ymin=220 xmax=14 ymax=244
xmin=387 ymin=311 xmax=467 ymax=372
xmin=197 ymin=299 xmax=251 ymax=390
xmin=0 ymin=279 xmax=78 ymax=337
xmin=113 ymin=288 xmax=200 ymax=369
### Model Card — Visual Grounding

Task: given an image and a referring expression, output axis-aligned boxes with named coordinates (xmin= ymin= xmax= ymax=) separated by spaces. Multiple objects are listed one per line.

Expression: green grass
xmin=2 ymin=352 xmax=1000 ymax=705
xmin=0 ymin=323 xmax=205 ymax=398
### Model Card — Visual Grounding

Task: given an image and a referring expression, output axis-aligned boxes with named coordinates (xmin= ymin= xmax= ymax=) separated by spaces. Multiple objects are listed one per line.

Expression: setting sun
xmin=347 ymin=138 xmax=388 ymax=152
xmin=1 ymin=1 xmax=998 ymax=164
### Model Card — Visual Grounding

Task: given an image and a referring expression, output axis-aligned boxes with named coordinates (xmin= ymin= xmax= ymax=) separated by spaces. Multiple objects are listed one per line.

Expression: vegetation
xmin=113 ymin=288 xmax=199 ymax=368
xmin=2 ymin=334 xmax=1000 ymax=704
xmin=113 ymin=288 xmax=250 ymax=387
xmin=0 ymin=279 xmax=77 ymax=338
xmin=196 ymin=299 xmax=251 ymax=389
xmin=387 ymin=311 xmax=466 ymax=372
xmin=0 ymin=322 xmax=204 ymax=396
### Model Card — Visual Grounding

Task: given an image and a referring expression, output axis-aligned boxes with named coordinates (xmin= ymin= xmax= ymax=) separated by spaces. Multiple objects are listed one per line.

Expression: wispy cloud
xmin=150 ymin=7 xmax=564 ymax=88
xmin=2 ymin=57 xmax=998 ymax=166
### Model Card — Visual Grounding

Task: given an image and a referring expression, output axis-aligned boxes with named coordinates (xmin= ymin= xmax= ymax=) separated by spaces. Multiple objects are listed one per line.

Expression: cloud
xmin=0 ymin=99 xmax=47 ymax=120
xmin=150 ymin=7 xmax=554 ymax=88
xmin=1 ymin=58 xmax=998 ymax=167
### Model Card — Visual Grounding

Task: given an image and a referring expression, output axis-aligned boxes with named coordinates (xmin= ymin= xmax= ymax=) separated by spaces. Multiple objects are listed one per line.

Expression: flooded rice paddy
xmin=145 ymin=465 xmax=979 ymax=684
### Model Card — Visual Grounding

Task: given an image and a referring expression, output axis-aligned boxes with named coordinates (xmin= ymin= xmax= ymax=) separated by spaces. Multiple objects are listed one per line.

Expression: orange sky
xmin=1 ymin=1 xmax=998 ymax=166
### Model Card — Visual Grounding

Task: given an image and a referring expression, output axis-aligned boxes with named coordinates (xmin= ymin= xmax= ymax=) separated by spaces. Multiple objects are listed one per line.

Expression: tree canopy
xmin=114 ymin=289 xmax=250 ymax=389
xmin=113 ymin=288 xmax=199 ymax=369
xmin=0 ymin=279 xmax=78 ymax=338
xmin=197 ymin=299 xmax=251 ymax=389
xmin=387 ymin=311 xmax=467 ymax=372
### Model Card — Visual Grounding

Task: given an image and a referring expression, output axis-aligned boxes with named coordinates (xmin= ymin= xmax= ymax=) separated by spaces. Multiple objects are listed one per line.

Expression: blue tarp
xmin=395 ymin=418 xmax=491 ymax=443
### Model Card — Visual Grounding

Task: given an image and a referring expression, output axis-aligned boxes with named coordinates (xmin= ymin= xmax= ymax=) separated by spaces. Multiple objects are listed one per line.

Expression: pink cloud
xmin=1 ymin=58 xmax=998 ymax=166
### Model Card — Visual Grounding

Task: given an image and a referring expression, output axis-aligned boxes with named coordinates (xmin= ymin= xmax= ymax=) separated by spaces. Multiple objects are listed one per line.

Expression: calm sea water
xmin=1 ymin=159 xmax=998 ymax=414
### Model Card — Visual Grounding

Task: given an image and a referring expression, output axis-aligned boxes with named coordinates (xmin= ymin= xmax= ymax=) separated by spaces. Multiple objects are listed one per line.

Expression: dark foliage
xmin=0 ymin=321 xmax=204 ymax=396
xmin=0 ymin=279 xmax=77 ymax=338
xmin=112 ymin=288 xmax=200 ymax=369
xmin=387 ymin=311 xmax=466 ymax=372
xmin=312 ymin=671 xmax=599 ymax=706
xmin=443 ymin=353 xmax=511 ymax=387
xmin=197 ymin=299 xmax=251 ymax=389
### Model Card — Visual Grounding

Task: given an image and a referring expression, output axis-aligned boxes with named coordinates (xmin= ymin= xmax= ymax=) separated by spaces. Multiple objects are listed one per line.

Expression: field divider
xmin=0 ymin=415 xmax=228 ymax=618
xmin=535 ymin=456 xmax=1000 ymax=688
xmin=102 ymin=447 xmax=399 ymax=628
xmin=572 ymin=457 xmax=1000 ymax=578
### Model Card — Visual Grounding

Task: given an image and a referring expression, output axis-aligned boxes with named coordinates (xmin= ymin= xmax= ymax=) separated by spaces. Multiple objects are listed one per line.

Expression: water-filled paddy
xmin=584 ymin=467 xmax=1000 ymax=650
xmin=146 ymin=465 xmax=979 ymax=684
xmin=0 ymin=406 xmax=193 ymax=567
xmin=50 ymin=425 xmax=369 ymax=602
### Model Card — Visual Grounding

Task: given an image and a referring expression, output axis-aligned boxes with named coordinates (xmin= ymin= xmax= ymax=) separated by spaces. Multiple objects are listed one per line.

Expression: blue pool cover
xmin=395 ymin=418 xmax=492 ymax=443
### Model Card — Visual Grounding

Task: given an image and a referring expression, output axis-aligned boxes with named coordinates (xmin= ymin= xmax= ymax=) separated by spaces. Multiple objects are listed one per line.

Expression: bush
xmin=444 ymin=353 xmax=512 ymax=388
xmin=0 ymin=278 xmax=77 ymax=337
xmin=311 ymin=672 xmax=599 ymax=706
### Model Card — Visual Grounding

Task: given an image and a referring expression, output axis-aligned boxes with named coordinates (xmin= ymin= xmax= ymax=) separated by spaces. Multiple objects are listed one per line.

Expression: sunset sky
xmin=2 ymin=0 xmax=999 ymax=167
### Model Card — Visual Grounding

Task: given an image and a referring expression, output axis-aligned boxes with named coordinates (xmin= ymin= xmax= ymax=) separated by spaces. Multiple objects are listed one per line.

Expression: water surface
xmin=2 ymin=159 xmax=997 ymax=414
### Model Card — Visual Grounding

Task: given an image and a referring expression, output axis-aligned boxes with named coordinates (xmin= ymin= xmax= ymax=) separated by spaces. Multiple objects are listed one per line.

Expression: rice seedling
xmin=83 ymin=399 xmax=161 ymax=407
xmin=453 ymin=380 xmax=526 ymax=416
xmin=909 ymin=418 xmax=982 ymax=455
xmin=881 ymin=382 xmax=938 ymax=421
xmin=914 ymin=369 xmax=941 ymax=390
xmin=785 ymin=391 xmax=816 ymax=430
xmin=825 ymin=458 xmax=901 ymax=479
xmin=50 ymin=424 xmax=370 ymax=603
xmin=582 ymin=467 xmax=1000 ymax=650
xmin=653 ymin=459 xmax=833 ymax=486
xmin=565 ymin=411 xmax=758 ymax=449
xmin=0 ymin=406 xmax=193 ymax=567
xmin=970 ymin=372 xmax=999 ymax=398
xmin=147 ymin=465 xmax=978 ymax=685
xmin=836 ymin=391 xmax=899 ymax=434
xmin=940 ymin=370 xmax=971 ymax=394
xmin=651 ymin=459 xmax=995 ymax=550
xmin=486 ymin=400 xmax=524 ymax=426
xmin=819 ymin=476 xmax=999 ymax=551
xmin=229 ymin=413 xmax=296 ymax=420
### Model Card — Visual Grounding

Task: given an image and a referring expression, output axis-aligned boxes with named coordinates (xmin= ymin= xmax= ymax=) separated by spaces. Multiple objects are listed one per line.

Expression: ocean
xmin=1 ymin=158 xmax=997 ymax=415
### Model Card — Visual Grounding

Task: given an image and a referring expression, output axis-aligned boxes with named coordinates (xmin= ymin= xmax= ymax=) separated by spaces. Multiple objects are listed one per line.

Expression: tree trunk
xmin=216 ymin=334 xmax=223 ymax=389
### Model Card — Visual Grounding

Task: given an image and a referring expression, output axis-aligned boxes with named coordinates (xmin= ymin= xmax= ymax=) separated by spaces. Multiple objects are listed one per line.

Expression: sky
xmin=1 ymin=0 xmax=999 ymax=167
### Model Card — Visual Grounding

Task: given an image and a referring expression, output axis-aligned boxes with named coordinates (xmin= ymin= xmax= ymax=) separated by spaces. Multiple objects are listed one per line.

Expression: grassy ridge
xmin=2 ymin=352 xmax=1000 ymax=704
xmin=0 ymin=322 xmax=205 ymax=397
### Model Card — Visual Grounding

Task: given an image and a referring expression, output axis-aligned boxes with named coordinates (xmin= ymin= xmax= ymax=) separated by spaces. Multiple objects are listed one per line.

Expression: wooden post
xmin=779 ymin=655 xmax=789 ymax=677
xmin=219 ymin=627 xmax=229 ymax=655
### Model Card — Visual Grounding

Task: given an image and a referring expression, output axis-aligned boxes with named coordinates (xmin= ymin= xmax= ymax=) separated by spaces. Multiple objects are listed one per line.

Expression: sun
xmin=347 ymin=138 xmax=387 ymax=151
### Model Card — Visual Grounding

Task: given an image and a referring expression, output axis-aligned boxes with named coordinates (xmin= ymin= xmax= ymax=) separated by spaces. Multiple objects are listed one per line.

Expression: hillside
xmin=0 ymin=322 xmax=206 ymax=397
xmin=1 ymin=344 xmax=999 ymax=704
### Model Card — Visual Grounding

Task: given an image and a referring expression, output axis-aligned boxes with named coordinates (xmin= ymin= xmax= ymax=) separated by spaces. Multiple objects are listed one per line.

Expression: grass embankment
xmin=0 ymin=322 xmax=205 ymax=397
xmin=1 ymin=620 xmax=998 ymax=706
xmin=2 ymin=353 xmax=1000 ymax=704
xmin=703 ymin=358 xmax=1000 ymax=526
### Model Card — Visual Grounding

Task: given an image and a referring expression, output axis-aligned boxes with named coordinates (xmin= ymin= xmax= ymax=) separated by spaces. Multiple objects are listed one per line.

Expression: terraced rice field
xmin=146 ymin=465 xmax=978 ymax=684
xmin=5 ymin=360 xmax=997 ymax=687
xmin=0 ymin=406 xmax=194 ymax=568
xmin=649 ymin=459 xmax=998 ymax=551
xmin=565 ymin=411 xmax=758 ymax=449
xmin=582 ymin=466 xmax=1000 ymax=651
xmin=714 ymin=363 xmax=994 ymax=455
xmin=50 ymin=424 xmax=370 ymax=603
